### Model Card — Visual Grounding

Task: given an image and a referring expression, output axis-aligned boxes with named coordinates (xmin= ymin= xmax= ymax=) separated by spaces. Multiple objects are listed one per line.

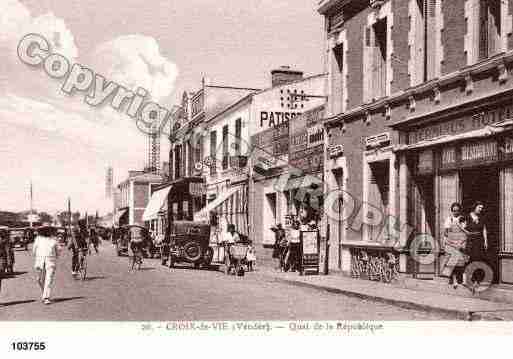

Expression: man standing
xmin=32 ymin=226 xmax=59 ymax=305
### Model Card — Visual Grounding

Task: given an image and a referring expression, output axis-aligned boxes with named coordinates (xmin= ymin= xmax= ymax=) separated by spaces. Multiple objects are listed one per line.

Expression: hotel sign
xmin=408 ymin=103 xmax=513 ymax=144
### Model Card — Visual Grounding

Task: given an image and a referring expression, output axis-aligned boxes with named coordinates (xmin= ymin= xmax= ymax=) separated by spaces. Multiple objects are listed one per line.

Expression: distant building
xmin=114 ymin=170 xmax=164 ymax=226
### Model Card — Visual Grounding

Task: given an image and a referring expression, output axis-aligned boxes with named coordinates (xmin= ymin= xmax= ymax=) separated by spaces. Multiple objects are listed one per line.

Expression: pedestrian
xmin=270 ymin=223 xmax=285 ymax=267
xmin=246 ymin=241 xmax=256 ymax=271
xmin=442 ymin=202 xmax=469 ymax=289
xmin=0 ymin=228 xmax=10 ymax=294
xmin=465 ymin=201 xmax=489 ymax=290
xmin=32 ymin=226 xmax=60 ymax=304
xmin=286 ymin=221 xmax=301 ymax=272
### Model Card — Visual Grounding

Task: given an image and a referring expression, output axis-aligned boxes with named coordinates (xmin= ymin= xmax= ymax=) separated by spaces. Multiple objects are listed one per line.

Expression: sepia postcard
xmin=2 ymin=0 xmax=513 ymax=353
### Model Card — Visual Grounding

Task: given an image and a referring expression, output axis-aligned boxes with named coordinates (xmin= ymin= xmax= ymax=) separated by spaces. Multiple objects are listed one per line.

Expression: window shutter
xmin=479 ymin=0 xmax=489 ymax=60
xmin=428 ymin=0 xmax=436 ymax=17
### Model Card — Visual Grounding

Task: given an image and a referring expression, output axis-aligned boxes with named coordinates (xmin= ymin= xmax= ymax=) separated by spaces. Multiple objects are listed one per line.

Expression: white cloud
xmin=91 ymin=35 xmax=179 ymax=101
xmin=0 ymin=1 xmax=177 ymax=213
xmin=0 ymin=0 xmax=78 ymax=60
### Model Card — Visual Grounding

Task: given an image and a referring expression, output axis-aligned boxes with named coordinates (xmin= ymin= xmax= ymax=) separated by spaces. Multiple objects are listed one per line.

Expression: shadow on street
xmin=51 ymin=296 xmax=85 ymax=303
xmin=83 ymin=276 xmax=107 ymax=281
xmin=1 ymin=299 xmax=36 ymax=307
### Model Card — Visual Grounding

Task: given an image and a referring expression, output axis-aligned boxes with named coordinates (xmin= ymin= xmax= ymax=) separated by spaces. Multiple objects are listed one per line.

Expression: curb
xmin=260 ymin=272 xmax=506 ymax=321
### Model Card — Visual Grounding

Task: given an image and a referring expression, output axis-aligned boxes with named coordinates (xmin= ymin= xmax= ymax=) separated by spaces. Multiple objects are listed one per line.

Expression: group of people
xmin=0 ymin=224 xmax=101 ymax=305
xmin=271 ymin=218 xmax=318 ymax=272
xmin=444 ymin=201 xmax=489 ymax=291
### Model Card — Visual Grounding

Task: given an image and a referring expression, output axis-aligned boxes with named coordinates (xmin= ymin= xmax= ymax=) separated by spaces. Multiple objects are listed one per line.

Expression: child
xmin=246 ymin=243 xmax=256 ymax=271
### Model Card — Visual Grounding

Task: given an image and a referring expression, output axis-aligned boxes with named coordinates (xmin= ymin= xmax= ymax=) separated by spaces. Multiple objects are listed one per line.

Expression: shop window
xmin=479 ymin=0 xmax=501 ymax=60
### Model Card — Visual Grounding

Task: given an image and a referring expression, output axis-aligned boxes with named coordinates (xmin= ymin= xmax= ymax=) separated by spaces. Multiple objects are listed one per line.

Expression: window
xmin=479 ymin=0 xmax=501 ymax=60
xmin=365 ymin=17 xmax=387 ymax=101
xmin=222 ymin=125 xmax=229 ymax=170
xmin=169 ymin=149 xmax=174 ymax=180
xmin=210 ymin=131 xmax=217 ymax=175
xmin=332 ymin=42 xmax=345 ymax=114
xmin=174 ymin=145 xmax=182 ymax=179
xmin=187 ymin=140 xmax=193 ymax=177
xmin=235 ymin=118 xmax=242 ymax=156
xmin=411 ymin=0 xmax=437 ymax=85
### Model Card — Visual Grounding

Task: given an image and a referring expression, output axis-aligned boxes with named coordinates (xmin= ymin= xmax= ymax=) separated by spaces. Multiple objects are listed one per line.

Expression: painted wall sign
xmin=307 ymin=124 xmax=324 ymax=148
xmin=304 ymin=106 xmax=324 ymax=127
xmin=289 ymin=145 xmax=324 ymax=174
xmin=290 ymin=131 xmax=307 ymax=153
xmin=260 ymin=111 xmax=301 ymax=128
xmin=408 ymin=103 xmax=513 ymax=144
xmin=365 ymin=132 xmax=390 ymax=149
xmin=460 ymin=140 xmax=497 ymax=165
xmin=328 ymin=144 xmax=344 ymax=158
xmin=189 ymin=182 xmax=206 ymax=197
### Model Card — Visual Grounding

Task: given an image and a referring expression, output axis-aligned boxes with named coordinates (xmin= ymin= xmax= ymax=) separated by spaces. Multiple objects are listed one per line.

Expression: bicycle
xmin=78 ymin=249 xmax=88 ymax=281
xmin=129 ymin=248 xmax=143 ymax=271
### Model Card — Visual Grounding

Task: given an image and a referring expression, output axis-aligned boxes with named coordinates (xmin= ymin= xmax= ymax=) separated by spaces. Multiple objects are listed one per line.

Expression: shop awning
xmin=142 ymin=185 xmax=172 ymax=221
xmin=193 ymin=186 xmax=240 ymax=221
xmin=284 ymin=175 xmax=324 ymax=191
xmin=395 ymin=120 xmax=513 ymax=152
xmin=113 ymin=208 xmax=128 ymax=225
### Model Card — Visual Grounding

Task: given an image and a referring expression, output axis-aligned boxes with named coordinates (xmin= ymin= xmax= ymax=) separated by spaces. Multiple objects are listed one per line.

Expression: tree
xmin=38 ymin=212 xmax=53 ymax=224
xmin=72 ymin=211 xmax=80 ymax=224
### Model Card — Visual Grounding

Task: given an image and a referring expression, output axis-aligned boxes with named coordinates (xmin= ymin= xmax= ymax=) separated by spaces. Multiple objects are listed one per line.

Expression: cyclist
xmin=129 ymin=228 xmax=144 ymax=265
xmin=68 ymin=226 xmax=89 ymax=276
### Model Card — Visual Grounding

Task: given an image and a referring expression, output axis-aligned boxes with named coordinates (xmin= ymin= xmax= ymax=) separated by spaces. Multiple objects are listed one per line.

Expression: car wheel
xmin=182 ymin=242 xmax=202 ymax=262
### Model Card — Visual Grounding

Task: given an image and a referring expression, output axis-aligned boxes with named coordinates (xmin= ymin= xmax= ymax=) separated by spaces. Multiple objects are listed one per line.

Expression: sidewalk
xmin=256 ymin=267 xmax=513 ymax=321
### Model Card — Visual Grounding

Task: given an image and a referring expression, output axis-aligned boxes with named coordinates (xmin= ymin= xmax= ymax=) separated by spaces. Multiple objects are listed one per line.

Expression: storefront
xmin=143 ymin=184 xmax=172 ymax=240
xmin=394 ymin=98 xmax=513 ymax=284
xmin=251 ymin=106 xmax=326 ymax=266
xmin=194 ymin=178 xmax=249 ymax=236
xmin=167 ymin=177 xmax=205 ymax=222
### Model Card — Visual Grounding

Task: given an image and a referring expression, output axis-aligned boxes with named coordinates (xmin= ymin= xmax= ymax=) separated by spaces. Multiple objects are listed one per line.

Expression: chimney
xmin=271 ymin=66 xmax=303 ymax=87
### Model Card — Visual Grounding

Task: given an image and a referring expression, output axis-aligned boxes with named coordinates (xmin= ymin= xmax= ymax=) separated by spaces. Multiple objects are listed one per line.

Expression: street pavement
xmin=0 ymin=241 xmax=452 ymax=321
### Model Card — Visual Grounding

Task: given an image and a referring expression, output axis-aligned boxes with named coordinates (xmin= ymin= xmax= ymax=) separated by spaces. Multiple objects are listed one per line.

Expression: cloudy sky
xmin=0 ymin=0 xmax=323 ymax=215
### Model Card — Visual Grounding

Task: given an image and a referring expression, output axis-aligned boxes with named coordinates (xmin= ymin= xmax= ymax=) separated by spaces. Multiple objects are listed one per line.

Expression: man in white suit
xmin=32 ymin=226 xmax=59 ymax=304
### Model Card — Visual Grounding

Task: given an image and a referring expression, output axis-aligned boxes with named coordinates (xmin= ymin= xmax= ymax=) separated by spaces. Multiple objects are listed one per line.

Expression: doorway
xmin=460 ymin=166 xmax=500 ymax=283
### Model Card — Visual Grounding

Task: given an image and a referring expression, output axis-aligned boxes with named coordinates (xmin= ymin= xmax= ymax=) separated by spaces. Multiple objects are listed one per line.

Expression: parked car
xmin=166 ymin=221 xmax=213 ymax=269
xmin=8 ymin=228 xmax=29 ymax=251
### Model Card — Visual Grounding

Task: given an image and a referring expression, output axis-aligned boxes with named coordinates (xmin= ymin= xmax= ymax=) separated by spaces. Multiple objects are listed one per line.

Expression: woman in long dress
xmin=443 ymin=202 xmax=469 ymax=289
xmin=464 ymin=201 xmax=489 ymax=288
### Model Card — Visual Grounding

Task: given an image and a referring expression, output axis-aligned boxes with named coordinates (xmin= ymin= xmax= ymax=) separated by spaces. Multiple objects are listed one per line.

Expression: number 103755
xmin=11 ymin=342 xmax=46 ymax=351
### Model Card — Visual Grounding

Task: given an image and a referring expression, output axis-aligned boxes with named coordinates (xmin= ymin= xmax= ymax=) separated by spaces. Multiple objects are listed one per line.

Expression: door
xmin=461 ymin=166 xmax=500 ymax=283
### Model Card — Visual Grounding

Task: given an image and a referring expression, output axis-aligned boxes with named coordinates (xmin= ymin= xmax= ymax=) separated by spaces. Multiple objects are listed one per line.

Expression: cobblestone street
xmin=0 ymin=242 xmax=454 ymax=321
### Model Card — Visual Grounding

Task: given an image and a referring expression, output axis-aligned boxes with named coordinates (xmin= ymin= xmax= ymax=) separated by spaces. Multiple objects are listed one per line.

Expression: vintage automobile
xmin=166 ymin=221 xmax=213 ymax=269
xmin=8 ymin=227 xmax=30 ymax=251
xmin=114 ymin=225 xmax=155 ymax=257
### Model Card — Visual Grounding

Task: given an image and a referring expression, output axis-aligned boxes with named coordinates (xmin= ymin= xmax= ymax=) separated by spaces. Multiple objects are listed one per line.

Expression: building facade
xmin=167 ymin=79 xmax=259 ymax=224
xmin=114 ymin=170 xmax=164 ymax=227
xmin=248 ymin=69 xmax=327 ymax=265
xmin=319 ymin=0 xmax=513 ymax=284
